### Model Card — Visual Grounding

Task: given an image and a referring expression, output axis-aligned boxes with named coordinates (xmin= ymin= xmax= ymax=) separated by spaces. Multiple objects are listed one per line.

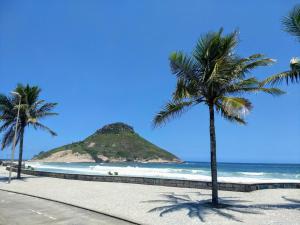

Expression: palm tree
xmin=0 ymin=84 xmax=58 ymax=179
xmin=153 ymin=29 xmax=283 ymax=206
xmin=262 ymin=5 xmax=300 ymax=85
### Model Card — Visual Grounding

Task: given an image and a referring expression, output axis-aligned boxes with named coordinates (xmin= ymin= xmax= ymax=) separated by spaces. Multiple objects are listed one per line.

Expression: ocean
xmin=25 ymin=161 xmax=300 ymax=183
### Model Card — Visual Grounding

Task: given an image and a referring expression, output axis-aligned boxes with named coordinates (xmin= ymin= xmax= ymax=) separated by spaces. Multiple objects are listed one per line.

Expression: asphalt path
xmin=0 ymin=190 xmax=136 ymax=225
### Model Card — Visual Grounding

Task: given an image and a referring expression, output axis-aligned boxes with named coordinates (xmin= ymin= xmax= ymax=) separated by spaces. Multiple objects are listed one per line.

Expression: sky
xmin=0 ymin=0 xmax=299 ymax=163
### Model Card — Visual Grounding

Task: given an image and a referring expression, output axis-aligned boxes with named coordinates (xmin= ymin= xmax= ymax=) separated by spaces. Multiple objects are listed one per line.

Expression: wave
xmin=90 ymin=165 xmax=209 ymax=178
xmin=26 ymin=162 xmax=212 ymax=181
xmin=25 ymin=162 xmax=300 ymax=183
xmin=239 ymin=172 xmax=265 ymax=176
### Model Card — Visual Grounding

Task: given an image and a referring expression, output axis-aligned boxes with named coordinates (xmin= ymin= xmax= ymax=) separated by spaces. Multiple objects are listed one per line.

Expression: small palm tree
xmin=0 ymin=84 xmax=58 ymax=179
xmin=153 ymin=29 xmax=283 ymax=206
xmin=262 ymin=5 xmax=300 ymax=85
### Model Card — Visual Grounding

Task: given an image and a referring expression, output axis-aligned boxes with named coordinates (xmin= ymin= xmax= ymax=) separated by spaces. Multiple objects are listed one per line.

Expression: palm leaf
xmin=169 ymin=52 xmax=197 ymax=80
xmin=261 ymin=71 xmax=299 ymax=85
xmin=1 ymin=125 xmax=18 ymax=149
xmin=173 ymin=79 xmax=191 ymax=100
xmin=241 ymin=57 xmax=274 ymax=72
xmin=282 ymin=5 xmax=300 ymax=41
xmin=216 ymin=96 xmax=252 ymax=121
xmin=225 ymin=77 xmax=285 ymax=96
xmin=215 ymin=104 xmax=246 ymax=124
xmin=153 ymin=101 xmax=195 ymax=127
xmin=32 ymin=122 xmax=57 ymax=136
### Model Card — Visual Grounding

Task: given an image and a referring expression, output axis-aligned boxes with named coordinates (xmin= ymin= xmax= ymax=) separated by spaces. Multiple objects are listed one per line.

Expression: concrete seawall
xmin=9 ymin=168 xmax=300 ymax=192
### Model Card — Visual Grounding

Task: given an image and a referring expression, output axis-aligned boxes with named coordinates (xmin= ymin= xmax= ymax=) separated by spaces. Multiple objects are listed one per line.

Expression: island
xmin=32 ymin=122 xmax=181 ymax=163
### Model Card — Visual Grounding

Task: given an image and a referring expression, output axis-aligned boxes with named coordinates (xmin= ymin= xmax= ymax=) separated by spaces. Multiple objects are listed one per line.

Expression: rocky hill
xmin=33 ymin=122 xmax=180 ymax=163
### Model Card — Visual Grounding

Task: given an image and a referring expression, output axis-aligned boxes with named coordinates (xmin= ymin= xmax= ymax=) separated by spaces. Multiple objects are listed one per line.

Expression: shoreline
xmin=24 ymin=161 xmax=300 ymax=185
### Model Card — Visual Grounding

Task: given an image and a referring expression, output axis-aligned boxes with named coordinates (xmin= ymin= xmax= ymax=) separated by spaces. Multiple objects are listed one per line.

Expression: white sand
xmin=31 ymin=150 xmax=95 ymax=162
xmin=0 ymin=167 xmax=299 ymax=225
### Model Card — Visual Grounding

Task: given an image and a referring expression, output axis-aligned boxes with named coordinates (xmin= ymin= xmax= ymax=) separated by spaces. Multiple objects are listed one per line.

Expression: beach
xmin=0 ymin=166 xmax=299 ymax=225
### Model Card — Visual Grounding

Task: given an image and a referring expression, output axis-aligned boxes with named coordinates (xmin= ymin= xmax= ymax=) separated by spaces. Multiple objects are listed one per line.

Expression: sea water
xmin=25 ymin=162 xmax=300 ymax=183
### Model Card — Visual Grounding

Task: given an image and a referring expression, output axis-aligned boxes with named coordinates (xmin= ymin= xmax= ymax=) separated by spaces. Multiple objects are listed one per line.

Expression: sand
xmin=0 ymin=166 xmax=299 ymax=225
xmin=31 ymin=150 xmax=180 ymax=163
xmin=31 ymin=150 xmax=95 ymax=162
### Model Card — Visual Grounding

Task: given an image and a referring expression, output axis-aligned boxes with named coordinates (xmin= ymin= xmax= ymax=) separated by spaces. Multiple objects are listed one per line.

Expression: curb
xmin=0 ymin=188 xmax=142 ymax=225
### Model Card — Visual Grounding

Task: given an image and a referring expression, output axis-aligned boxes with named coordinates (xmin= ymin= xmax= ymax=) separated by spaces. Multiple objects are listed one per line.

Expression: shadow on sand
xmin=143 ymin=192 xmax=300 ymax=222
xmin=0 ymin=177 xmax=9 ymax=183
xmin=0 ymin=175 xmax=42 ymax=183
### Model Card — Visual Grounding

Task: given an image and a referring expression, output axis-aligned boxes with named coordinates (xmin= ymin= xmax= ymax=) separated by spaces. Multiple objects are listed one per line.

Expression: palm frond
xmin=225 ymin=77 xmax=285 ymax=96
xmin=194 ymin=28 xmax=238 ymax=62
xmin=256 ymin=87 xmax=285 ymax=96
xmin=0 ymin=120 xmax=15 ymax=133
xmin=37 ymin=102 xmax=58 ymax=113
xmin=32 ymin=122 xmax=57 ymax=136
xmin=0 ymin=94 xmax=14 ymax=112
xmin=194 ymin=29 xmax=239 ymax=83
xmin=215 ymin=103 xmax=246 ymax=125
xmin=169 ymin=52 xmax=197 ymax=80
xmin=224 ymin=55 xmax=274 ymax=82
xmin=261 ymin=70 xmax=299 ymax=86
xmin=216 ymin=96 xmax=252 ymax=122
xmin=30 ymin=100 xmax=45 ymax=110
xmin=37 ymin=112 xmax=59 ymax=118
xmin=1 ymin=125 xmax=17 ymax=149
xmin=15 ymin=84 xmax=41 ymax=106
xmin=242 ymin=57 xmax=274 ymax=72
xmin=35 ymin=103 xmax=58 ymax=118
xmin=173 ymin=79 xmax=191 ymax=100
xmin=282 ymin=5 xmax=300 ymax=41
xmin=153 ymin=101 xmax=196 ymax=127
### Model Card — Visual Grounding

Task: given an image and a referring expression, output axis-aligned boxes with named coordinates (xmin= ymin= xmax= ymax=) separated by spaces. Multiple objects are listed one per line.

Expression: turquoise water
xmin=26 ymin=162 xmax=300 ymax=182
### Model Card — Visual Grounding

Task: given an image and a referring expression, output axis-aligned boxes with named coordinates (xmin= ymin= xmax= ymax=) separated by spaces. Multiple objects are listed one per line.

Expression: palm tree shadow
xmin=0 ymin=177 xmax=9 ymax=183
xmin=143 ymin=192 xmax=260 ymax=222
xmin=282 ymin=196 xmax=300 ymax=204
xmin=0 ymin=175 xmax=42 ymax=183
xmin=144 ymin=192 xmax=300 ymax=222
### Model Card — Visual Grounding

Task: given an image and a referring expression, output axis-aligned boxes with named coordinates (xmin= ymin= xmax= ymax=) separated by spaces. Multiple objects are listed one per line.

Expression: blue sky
xmin=0 ymin=0 xmax=299 ymax=163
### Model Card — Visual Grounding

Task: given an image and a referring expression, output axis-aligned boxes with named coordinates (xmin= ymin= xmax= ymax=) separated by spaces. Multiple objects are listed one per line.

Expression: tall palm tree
xmin=0 ymin=84 xmax=58 ymax=179
xmin=153 ymin=29 xmax=283 ymax=206
xmin=262 ymin=5 xmax=300 ymax=85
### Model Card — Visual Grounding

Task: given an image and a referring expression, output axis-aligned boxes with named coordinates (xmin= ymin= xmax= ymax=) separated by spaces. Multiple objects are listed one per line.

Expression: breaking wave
xmin=239 ymin=172 xmax=265 ymax=176
xmin=25 ymin=162 xmax=300 ymax=183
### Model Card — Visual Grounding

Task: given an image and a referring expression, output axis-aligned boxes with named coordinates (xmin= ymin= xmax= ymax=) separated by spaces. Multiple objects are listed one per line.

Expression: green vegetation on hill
xmin=34 ymin=122 xmax=180 ymax=162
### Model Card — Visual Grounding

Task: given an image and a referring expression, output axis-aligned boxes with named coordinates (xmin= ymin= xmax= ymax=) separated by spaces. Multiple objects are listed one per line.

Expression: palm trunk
xmin=17 ymin=128 xmax=24 ymax=179
xmin=209 ymin=104 xmax=218 ymax=206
